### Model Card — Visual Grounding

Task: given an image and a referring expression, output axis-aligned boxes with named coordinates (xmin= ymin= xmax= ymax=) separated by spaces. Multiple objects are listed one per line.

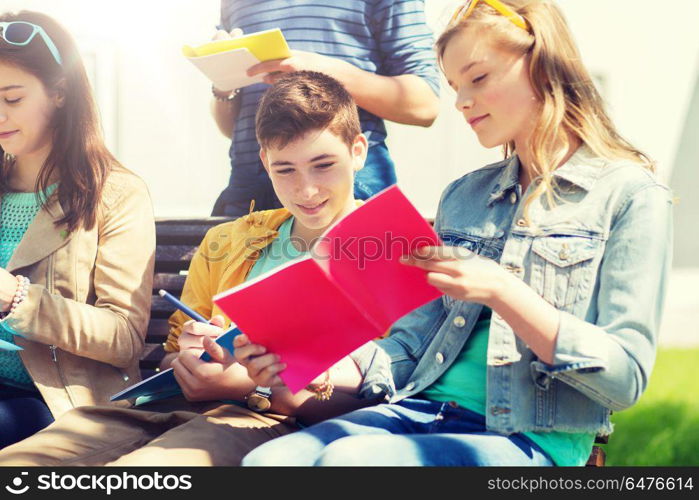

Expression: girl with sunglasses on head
xmin=239 ymin=0 xmax=673 ymax=466
xmin=0 ymin=11 xmax=155 ymax=448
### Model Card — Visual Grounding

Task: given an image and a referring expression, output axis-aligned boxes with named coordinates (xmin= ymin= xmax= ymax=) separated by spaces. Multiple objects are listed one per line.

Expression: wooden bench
xmin=141 ymin=217 xmax=232 ymax=378
xmin=142 ymin=217 xmax=606 ymax=466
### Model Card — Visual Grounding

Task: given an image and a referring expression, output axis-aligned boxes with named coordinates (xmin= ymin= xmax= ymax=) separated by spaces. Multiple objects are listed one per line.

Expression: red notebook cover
xmin=213 ymin=186 xmax=443 ymax=392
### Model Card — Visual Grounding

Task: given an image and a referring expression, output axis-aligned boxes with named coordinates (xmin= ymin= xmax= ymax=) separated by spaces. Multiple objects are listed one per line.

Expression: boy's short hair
xmin=256 ymin=70 xmax=361 ymax=151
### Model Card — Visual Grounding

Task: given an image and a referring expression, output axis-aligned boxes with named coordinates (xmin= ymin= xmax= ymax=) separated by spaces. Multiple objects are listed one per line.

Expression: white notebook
xmin=183 ymin=28 xmax=291 ymax=91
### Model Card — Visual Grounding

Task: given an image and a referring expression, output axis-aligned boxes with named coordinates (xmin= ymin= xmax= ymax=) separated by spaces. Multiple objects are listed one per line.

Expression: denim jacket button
xmin=558 ymin=245 xmax=570 ymax=261
xmin=509 ymin=192 xmax=518 ymax=204
xmin=516 ymin=218 xmax=527 ymax=227
xmin=503 ymin=264 xmax=522 ymax=274
xmin=435 ymin=352 xmax=445 ymax=364
xmin=453 ymin=316 xmax=466 ymax=328
xmin=490 ymin=406 xmax=511 ymax=415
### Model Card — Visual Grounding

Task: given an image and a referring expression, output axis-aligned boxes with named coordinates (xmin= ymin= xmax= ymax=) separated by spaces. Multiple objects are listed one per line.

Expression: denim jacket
xmin=351 ymin=145 xmax=673 ymax=436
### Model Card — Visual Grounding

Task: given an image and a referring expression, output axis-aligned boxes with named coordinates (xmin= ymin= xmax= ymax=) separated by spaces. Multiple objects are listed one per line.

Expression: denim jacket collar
xmin=551 ymin=145 xmax=606 ymax=192
xmin=487 ymin=155 xmax=520 ymax=207
xmin=487 ymin=145 xmax=604 ymax=207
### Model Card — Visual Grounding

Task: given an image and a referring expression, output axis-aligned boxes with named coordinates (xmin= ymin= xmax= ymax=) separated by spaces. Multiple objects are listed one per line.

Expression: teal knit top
xmin=0 ymin=184 xmax=57 ymax=390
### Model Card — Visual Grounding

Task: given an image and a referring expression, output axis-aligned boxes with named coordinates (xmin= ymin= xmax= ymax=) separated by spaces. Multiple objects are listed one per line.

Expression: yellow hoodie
xmin=165 ymin=208 xmax=292 ymax=352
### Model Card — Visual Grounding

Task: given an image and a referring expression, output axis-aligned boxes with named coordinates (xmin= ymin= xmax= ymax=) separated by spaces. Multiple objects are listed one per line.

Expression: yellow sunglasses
xmin=450 ymin=0 xmax=529 ymax=32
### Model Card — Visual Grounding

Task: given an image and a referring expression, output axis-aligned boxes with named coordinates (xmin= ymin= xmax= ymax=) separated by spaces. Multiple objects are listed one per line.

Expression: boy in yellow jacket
xmin=0 ymin=71 xmax=379 ymax=466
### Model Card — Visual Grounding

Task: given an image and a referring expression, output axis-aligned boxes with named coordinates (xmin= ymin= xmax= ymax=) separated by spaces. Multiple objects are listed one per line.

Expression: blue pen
xmin=158 ymin=289 xmax=209 ymax=323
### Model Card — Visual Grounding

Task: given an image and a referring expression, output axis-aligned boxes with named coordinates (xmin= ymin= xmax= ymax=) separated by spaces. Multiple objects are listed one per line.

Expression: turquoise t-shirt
xmin=421 ymin=306 xmax=596 ymax=466
xmin=0 ymin=184 xmax=58 ymax=390
xmin=245 ymin=217 xmax=306 ymax=282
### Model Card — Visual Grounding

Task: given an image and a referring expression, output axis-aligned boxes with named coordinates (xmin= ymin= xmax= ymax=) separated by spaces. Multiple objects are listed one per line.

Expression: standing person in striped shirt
xmin=210 ymin=0 xmax=441 ymax=217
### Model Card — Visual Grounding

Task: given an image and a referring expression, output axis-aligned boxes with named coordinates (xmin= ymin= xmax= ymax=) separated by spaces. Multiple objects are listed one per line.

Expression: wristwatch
xmin=211 ymin=85 xmax=240 ymax=102
xmin=246 ymin=386 xmax=272 ymax=412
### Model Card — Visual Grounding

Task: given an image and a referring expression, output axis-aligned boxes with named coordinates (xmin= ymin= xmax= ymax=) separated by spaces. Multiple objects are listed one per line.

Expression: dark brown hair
xmin=256 ymin=70 xmax=361 ymax=150
xmin=0 ymin=10 xmax=116 ymax=231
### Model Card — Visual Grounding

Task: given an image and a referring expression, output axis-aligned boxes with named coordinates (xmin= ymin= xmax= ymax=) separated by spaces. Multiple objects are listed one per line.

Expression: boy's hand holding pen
xmin=159 ymin=290 xmax=250 ymax=402
xmin=158 ymin=289 xmax=223 ymax=352
xmin=179 ymin=316 xmax=226 ymax=352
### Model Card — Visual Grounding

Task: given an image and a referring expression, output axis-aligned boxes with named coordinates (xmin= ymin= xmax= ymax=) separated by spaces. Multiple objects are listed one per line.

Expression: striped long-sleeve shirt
xmin=216 ymin=0 xmax=440 ymax=213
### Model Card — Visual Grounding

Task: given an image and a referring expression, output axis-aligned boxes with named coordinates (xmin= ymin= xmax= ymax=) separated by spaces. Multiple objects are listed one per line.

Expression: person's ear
xmin=52 ymin=78 xmax=67 ymax=108
xmin=351 ymin=133 xmax=368 ymax=172
xmin=259 ymin=149 xmax=270 ymax=173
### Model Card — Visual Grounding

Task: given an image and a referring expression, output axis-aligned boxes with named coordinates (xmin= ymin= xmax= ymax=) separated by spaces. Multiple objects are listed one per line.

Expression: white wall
xmin=4 ymin=0 xmax=699 ymax=218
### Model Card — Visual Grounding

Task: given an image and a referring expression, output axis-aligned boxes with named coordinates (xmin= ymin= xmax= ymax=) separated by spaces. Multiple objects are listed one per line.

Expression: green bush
xmin=606 ymin=348 xmax=699 ymax=466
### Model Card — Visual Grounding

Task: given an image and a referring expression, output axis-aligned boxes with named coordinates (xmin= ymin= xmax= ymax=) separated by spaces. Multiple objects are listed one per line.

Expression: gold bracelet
xmin=305 ymin=371 xmax=334 ymax=401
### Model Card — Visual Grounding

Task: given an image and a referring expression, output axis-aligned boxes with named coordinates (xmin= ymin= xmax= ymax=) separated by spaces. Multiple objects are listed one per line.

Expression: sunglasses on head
xmin=450 ymin=0 xmax=529 ymax=32
xmin=0 ymin=21 xmax=63 ymax=66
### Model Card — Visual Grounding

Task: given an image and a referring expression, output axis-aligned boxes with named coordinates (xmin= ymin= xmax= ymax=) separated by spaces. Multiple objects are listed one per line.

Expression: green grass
xmin=605 ymin=348 xmax=699 ymax=465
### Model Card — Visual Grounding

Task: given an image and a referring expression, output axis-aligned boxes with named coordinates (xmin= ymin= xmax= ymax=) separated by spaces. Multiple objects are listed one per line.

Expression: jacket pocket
xmin=530 ymin=234 xmax=603 ymax=310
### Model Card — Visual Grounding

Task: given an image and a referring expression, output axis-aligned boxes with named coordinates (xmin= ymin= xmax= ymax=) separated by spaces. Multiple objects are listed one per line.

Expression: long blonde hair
xmin=436 ymin=0 xmax=654 ymax=219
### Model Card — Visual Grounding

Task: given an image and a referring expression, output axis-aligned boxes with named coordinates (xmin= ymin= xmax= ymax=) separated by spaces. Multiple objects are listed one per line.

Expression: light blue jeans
xmin=242 ymin=398 xmax=554 ymax=466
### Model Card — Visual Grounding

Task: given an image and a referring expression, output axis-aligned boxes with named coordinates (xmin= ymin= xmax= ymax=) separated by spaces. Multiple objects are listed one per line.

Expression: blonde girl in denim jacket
xmin=237 ymin=0 xmax=673 ymax=466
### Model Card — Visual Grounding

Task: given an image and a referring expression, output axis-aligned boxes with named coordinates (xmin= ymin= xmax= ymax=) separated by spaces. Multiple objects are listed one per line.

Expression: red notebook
xmin=213 ymin=186 xmax=443 ymax=393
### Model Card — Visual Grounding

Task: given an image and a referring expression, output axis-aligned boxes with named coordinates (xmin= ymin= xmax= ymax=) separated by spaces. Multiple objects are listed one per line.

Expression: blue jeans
xmin=242 ymin=398 xmax=554 ymax=466
xmin=0 ymin=384 xmax=54 ymax=449
xmin=212 ymin=142 xmax=396 ymax=217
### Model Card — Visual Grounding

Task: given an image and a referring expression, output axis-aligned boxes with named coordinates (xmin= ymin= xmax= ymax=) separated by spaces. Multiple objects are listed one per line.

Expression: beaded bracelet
xmin=305 ymin=371 xmax=334 ymax=401
xmin=9 ymin=275 xmax=30 ymax=315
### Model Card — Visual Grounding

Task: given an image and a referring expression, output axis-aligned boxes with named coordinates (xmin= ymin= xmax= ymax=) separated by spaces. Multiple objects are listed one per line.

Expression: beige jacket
xmin=2 ymin=166 xmax=155 ymax=419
